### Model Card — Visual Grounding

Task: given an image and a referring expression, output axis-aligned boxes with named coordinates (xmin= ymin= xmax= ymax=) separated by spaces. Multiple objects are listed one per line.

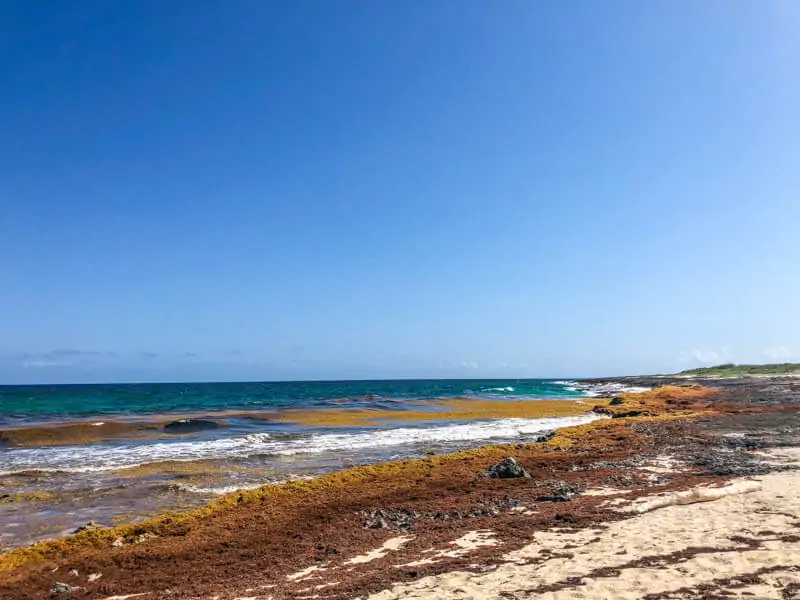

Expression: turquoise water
xmin=0 ymin=379 xmax=582 ymax=424
xmin=0 ymin=378 xmax=598 ymax=480
xmin=0 ymin=379 xmax=600 ymax=545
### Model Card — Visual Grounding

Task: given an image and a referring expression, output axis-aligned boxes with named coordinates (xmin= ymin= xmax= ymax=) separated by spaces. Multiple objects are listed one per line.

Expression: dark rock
xmin=592 ymin=404 xmax=646 ymax=418
xmin=366 ymin=517 xmax=390 ymax=529
xmin=690 ymin=450 xmax=776 ymax=477
xmin=361 ymin=508 xmax=420 ymax=530
xmin=315 ymin=544 xmax=340 ymax=556
xmin=163 ymin=419 xmax=220 ymax=434
xmin=480 ymin=457 xmax=531 ymax=479
xmin=51 ymin=582 xmax=80 ymax=596
xmin=73 ymin=521 xmax=102 ymax=534
xmin=783 ymin=582 xmax=800 ymax=599
xmin=535 ymin=482 xmax=584 ymax=502
xmin=609 ymin=397 xmax=625 ymax=406
xmin=361 ymin=497 xmax=525 ymax=530
xmin=476 ymin=496 xmax=521 ymax=513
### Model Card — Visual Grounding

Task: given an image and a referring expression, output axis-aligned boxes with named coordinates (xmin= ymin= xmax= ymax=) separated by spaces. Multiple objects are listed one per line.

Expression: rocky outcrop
xmin=163 ymin=419 xmax=220 ymax=434
xmin=480 ymin=457 xmax=531 ymax=479
xmin=534 ymin=482 xmax=584 ymax=502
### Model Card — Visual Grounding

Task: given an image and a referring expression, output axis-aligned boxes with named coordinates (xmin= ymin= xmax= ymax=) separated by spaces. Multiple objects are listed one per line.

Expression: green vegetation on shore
xmin=678 ymin=363 xmax=800 ymax=377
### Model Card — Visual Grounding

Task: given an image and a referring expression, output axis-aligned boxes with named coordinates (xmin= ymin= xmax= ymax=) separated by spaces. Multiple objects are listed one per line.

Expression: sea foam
xmin=0 ymin=413 xmax=603 ymax=474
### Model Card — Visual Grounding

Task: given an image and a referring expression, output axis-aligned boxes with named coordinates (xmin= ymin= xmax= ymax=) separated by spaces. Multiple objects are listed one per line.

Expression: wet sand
xmin=0 ymin=382 xmax=798 ymax=599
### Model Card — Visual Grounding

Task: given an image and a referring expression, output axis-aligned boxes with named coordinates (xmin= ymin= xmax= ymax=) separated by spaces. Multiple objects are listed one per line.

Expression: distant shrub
xmin=678 ymin=362 xmax=800 ymax=376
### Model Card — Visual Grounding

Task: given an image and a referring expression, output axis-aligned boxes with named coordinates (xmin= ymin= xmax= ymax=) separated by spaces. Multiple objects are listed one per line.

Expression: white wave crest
xmin=0 ymin=414 xmax=604 ymax=474
xmin=552 ymin=380 xmax=650 ymax=397
xmin=175 ymin=474 xmax=312 ymax=495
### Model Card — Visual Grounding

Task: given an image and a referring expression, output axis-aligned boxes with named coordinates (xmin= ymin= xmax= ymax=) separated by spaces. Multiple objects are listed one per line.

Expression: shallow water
xmin=0 ymin=413 xmax=604 ymax=548
xmin=0 ymin=379 xmax=636 ymax=549
xmin=0 ymin=379 xmax=585 ymax=424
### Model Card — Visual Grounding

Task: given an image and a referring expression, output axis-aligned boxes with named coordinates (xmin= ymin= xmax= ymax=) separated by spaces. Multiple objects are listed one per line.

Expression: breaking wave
xmin=0 ymin=413 xmax=604 ymax=474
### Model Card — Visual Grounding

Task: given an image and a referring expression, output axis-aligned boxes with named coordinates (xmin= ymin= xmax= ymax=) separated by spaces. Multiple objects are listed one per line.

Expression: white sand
xmin=624 ymin=478 xmax=763 ymax=514
xmin=582 ymin=487 xmax=631 ymax=497
xmin=346 ymin=536 xmax=414 ymax=565
xmin=368 ymin=448 xmax=800 ymax=600
xmin=286 ymin=565 xmax=325 ymax=581
xmin=399 ymin=531 xmax=498 ymax=568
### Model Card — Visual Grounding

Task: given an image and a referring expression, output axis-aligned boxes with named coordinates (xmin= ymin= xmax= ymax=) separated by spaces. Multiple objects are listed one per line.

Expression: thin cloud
xmin=19 ymin=349 xmax=115 ymax=368
xmin=24 ymin=349 xmax=113 ymax=360
xmin=50 ymin=349 xmax=114 ymax=358
xmin=22 ymin=359 xmax=67 ymax=369
xmin=679 ymin=347 xmax=732 ymax=365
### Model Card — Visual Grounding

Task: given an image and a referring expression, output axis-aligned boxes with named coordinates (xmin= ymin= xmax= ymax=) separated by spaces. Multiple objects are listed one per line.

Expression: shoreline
xmin=2 ymin=416 xmax=609 ymax=552
xmin=0 ymin=397 xmax=602 ymax=448
xmin=1 ymin=397 xmax=610 ymax=551
xmin=1 ymin=379 xmax=799 ymax=598
xmin=0 ymin=377 xmax=654 ymax=438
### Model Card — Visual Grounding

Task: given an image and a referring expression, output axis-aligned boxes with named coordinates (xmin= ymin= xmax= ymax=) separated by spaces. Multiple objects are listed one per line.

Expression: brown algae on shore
xmin=0 ymin=491 xmax=60 ymax=504
xmin=593 ymin=384 xmax=718 ymax=418
xmin=113 ymin=459 xmax=240 ymax=478
xmin=275 ymin=397 xmax=603 ymax=427
xmin=0 ymin=386 xmax=721 ymax=575
xmin=0 ymin=422 xmax=162 ymax=447
xmin=0 ymin=419 xmax=229 ymax=448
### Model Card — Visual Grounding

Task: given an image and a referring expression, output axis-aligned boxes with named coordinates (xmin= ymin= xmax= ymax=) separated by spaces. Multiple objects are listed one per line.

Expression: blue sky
xmin=2 ymin=1 xmax=799 ymax=384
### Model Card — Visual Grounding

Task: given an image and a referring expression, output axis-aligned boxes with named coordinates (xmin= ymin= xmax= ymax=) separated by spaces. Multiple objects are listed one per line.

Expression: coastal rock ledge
xmin=480 ymin=457 xmax=531 ymax=479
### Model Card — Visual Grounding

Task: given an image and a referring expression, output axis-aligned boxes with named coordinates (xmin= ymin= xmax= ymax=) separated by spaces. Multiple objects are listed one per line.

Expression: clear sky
xmin=2 ymin=1 xmax=799 ymax=384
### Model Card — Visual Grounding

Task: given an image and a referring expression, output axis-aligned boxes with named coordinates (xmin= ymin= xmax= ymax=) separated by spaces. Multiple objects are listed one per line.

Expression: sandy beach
xmin=1 ymin=379 xmax=799 ymax=599
xmin=368 ymin=450 xmax=800 ymax=600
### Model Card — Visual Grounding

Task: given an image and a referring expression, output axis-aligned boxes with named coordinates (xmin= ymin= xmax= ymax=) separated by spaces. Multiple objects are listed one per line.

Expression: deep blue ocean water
xmin=0 ymin=379 xmax=584 ymax=424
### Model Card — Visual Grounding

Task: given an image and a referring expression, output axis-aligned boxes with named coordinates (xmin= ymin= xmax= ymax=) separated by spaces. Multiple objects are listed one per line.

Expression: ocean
xmin=0 ymin=378 xmax=587 ymax=423
xmin=0 ymin=378 xmax=601 ymax=468
xmin=0 ymin=378 xmax=640 ymax=547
